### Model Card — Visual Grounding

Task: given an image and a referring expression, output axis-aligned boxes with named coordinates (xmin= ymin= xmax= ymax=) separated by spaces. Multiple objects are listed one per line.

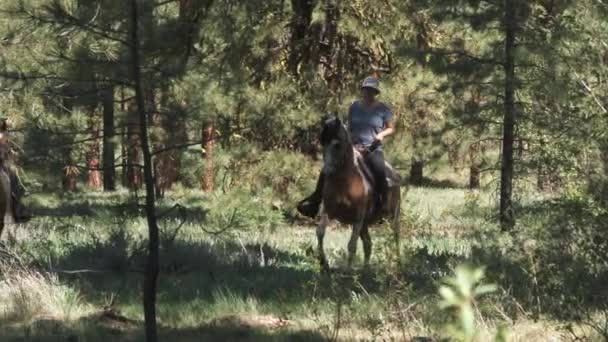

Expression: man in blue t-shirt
xmin=297 ymin=76 xmax=395 ymax=218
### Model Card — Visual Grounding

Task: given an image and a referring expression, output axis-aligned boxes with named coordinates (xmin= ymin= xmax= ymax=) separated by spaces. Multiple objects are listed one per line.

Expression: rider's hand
xmin=370 ymin=139 xmax=381 ymax=151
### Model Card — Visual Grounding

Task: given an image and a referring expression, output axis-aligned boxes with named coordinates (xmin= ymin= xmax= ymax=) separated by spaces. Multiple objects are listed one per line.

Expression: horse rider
xmin=0 ymin=119 xmax=32 ymax=223
xmin=297 ymin=76 xmax=395 ymax=218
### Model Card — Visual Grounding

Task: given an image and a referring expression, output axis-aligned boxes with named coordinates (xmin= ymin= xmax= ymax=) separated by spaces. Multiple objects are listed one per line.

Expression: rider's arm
xmin=347 ymin=101 xmax=355 ymax=130
xmin=376 ymin=106 xmax=395 ymax=142
xmin=376 ymin=120 xmax=395 ymax=141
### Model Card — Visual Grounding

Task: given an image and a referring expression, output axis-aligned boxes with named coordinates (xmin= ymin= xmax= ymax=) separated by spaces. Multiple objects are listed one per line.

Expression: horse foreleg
xmin=317 ymin=208 xmax=330 ymax=271
xmin=347 ymin=220 xmax=364 ymax=269
xmin=360 ymin=224 xmax=372 ymax=267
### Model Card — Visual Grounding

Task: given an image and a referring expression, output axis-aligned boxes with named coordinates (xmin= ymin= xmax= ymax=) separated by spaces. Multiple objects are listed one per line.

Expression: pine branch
xmin=0 ymin=71 xmax=132 ymax=87
xmin=6 ymin=1 xmax=130 ymax=45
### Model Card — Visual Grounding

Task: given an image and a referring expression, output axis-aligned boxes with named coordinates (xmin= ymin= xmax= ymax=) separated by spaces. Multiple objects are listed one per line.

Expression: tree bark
xmin=469 ymin=140 xmax=482 ymax=188
xmin=202 ymin=121 xmax=214 ymax=192
xmin=86 ymin=109 xmax=102 ymax=189
xmin=126 ymin=105 xmax=143 ymax=190
xmin=409 ymin=159 xmax=424 ymax=186
xmin=130 ymin=1 xmax=160 ymax=341
xmin=469 ymin=164 xmax=481 ymax=189
xmin=102 ymin=86 xmax=116 ymax=191
xmin=288 ymin=0 xmax=316 ymax=77
xmin=500 ymin=0 xmax=516 ymax=230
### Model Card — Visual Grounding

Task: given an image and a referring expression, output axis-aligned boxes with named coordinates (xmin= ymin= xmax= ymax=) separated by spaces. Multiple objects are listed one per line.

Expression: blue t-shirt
xmin=348 ymin=100 xmax=393 ymax=148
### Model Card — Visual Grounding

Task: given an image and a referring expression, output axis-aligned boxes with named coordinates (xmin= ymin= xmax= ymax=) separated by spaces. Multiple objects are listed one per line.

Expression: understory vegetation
xmin=1 ymin=151 xmax=607 ymax=341
xmin=0 ymin=0 xmax=608 ymax=340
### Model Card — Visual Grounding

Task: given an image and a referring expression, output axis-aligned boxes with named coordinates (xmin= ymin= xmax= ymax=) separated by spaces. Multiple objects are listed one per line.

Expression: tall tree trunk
xmin=86 ymin=110 xmax=102 ymax=189
xmin=126 ymin=106 xmax=143 ymax=190
xmin=469 ymin=162 xmax=481 ymax=189
xmin=202 ymin=121 xmax=214 ymax=192
xmin=409 ymin=107 xmax=426 ymax=186
xmin=469 ymin=88 xmax=483 ymax=190
xmin=103 ymin=86 xmax=116 ymax=191
xmin=288 ymin=0 xmax=316 ymax=77
xmin=500 ymin=0 xmax=517 ymax=230
xmin=130 ymin=1 xmax=159 ymax=341
xmin=409 ymin=159 xmax=424 ymax=186
xmin=155 ymin=84 xmax=183 ymax=195
xmin=120 ymin=87 xmax=129 ymax=187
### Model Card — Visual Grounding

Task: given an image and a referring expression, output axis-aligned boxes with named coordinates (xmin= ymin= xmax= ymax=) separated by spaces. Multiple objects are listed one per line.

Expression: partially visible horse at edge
xmin=316 ymin=117 xmax=402 ymax=270
xmin=0 ymin=134 xmax=12 ymax=240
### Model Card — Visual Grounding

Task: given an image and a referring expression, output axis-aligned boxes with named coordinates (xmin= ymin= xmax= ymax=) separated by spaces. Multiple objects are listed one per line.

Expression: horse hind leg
xmin=347 ymin=220 xmax=364 ymax=269
xmin=317 ymin=209 xmax=330 ymax=271
xmin=360 ymin=223 xmax=372 ymax=267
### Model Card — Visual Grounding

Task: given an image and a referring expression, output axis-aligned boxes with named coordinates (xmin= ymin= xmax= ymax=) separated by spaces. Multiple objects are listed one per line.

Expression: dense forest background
xmin=0 ymin=0 xmax=608 ymax=341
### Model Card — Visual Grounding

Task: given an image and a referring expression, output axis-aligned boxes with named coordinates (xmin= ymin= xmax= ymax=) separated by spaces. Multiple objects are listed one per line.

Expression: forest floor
xmin=0 ymin=186 xmax=596 ymax=341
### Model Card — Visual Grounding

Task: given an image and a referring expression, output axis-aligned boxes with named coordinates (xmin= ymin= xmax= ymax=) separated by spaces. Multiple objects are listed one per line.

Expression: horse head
xmin=320 ymin=117 xmax=352 ymax=173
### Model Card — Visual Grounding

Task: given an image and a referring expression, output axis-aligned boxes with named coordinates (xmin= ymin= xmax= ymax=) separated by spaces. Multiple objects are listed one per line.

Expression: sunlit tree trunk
xmin=63 ymin=163 xmax=78 ymax=192
xmin=86 ymin=107 xmax=102 ymax=189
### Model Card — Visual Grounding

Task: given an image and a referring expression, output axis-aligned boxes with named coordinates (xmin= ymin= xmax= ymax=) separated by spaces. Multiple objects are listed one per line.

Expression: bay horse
xmin=316 ymin=117 xmax=402 ymax=270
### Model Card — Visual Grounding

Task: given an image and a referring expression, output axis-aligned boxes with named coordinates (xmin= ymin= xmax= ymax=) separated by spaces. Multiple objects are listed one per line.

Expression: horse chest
xmin=323 ymin=175 xmax=368 ymax=224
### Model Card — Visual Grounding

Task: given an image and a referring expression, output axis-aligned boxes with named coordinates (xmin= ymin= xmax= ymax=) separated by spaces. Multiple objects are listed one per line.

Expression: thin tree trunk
xmin=130 ymin=1 xmax=159 ymax=341
xmin=86 ymin=109 xmax=102 ymax=189
xmin=500 ymin=0 xmax=516 ymax=230
xmin=202 ymin=121 xmax=214 ymax=192
xmin=469 ymin=139 xmax=482 ymax=189
xmin=103 ymin=86 xmax=116 ymax=191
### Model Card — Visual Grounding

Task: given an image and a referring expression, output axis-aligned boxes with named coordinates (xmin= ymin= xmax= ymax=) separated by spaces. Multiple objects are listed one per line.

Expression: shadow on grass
xmin=0 ymin=314 xmax=328 ymax=342
xmin=51 ymin=231 xmax=383 ymax=312
xmin=28 ymin=194 xmax=208 ymax=222
xmin=404 ymin=177 xmax=465 ymax=189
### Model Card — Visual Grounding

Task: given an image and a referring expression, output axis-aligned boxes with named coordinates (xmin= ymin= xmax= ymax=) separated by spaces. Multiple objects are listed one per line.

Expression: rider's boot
xmin=297 ymin=172 xmax=325 ymax=218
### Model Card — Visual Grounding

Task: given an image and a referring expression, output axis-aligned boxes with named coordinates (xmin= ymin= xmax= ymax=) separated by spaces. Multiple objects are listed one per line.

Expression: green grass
xmin=0 ymin=184 xmax=602 ymax=341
